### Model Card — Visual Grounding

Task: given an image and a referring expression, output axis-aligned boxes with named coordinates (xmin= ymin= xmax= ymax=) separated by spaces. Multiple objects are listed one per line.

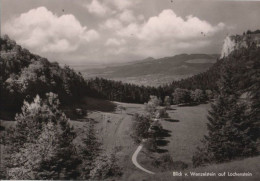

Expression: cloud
xmin=3 ymin=7 xmax=99 ymax=53
xmin=118 ymin=9 xmax=136 ymax=23
xmin=108 ymin=0 xmax=137 ymax=10
xmin=118 ymin=9 xmax=225 ymax=41
xmin=114 ymin=9 xmax=226 ymax=57
xmin=101 ymin=18 xmax=123 ymax=30
xmin=105 ymin=38 xmax=125 ymax=46
xmin=85 ymin=0 xmax=110 ymax=17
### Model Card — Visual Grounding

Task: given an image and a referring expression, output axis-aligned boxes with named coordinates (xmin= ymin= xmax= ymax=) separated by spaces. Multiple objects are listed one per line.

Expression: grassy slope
xmin=87 ymin=102 xmax=146 ymax=176
xmin=164 ymin=104 xmax=210 ymax=165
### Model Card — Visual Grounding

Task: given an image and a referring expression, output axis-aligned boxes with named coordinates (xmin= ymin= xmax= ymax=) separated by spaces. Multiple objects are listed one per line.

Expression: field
xmin=164 ymin=104 xmax=210 ymax=165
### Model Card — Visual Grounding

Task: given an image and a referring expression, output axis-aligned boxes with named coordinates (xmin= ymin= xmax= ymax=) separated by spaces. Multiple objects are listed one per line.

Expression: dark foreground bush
xmin=152 ymin=154 xmax=188 ymax=171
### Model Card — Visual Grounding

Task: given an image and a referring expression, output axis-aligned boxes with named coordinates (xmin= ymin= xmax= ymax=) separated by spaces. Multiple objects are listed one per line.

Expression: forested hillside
xmin=0 ymin=35 xmax=88 ymax=118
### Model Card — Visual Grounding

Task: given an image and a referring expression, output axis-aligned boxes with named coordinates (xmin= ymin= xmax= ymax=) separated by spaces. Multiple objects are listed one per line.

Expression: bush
xmin=152 ymin=154 xmax=188 ymax=171
xmin=144 ymin=137 xmax=157 ymax=152
xmin=190 ymin=89 xmax=207 ymax=103
xmin=89 ymin=152 xmax=122 ymax=180
xmin=155 ymin=108 xmax=169 ymax=118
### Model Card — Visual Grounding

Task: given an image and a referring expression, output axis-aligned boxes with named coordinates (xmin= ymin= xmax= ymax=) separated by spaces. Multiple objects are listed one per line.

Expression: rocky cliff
xmin=220 ymin=32 xmax=260 ymax=58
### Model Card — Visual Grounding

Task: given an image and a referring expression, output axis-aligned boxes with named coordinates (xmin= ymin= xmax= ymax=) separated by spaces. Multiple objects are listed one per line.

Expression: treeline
xmin=86 ymin=77 xmax=163 ymax=103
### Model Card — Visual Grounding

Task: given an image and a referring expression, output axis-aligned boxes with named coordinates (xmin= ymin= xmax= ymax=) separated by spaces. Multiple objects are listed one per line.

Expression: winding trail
xmin=131 ymin=144 xmax=155 ymax=174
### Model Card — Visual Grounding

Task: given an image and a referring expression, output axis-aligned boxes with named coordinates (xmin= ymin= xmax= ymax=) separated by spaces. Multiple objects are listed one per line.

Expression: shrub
xmin=89 ymin=152 xmax=122 ymax=180
xmin=155 ymin=108 xmax=169 ymax=118
xmin=152 ymin=154 xmax=188 ymax=171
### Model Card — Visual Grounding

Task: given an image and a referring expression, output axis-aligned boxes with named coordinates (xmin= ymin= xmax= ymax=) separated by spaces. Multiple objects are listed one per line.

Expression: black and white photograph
xmin=0 ymin=0 xmax=259 ymax=180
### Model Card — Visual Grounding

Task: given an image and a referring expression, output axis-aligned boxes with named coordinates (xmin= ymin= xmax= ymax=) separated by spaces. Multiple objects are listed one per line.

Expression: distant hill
xmin=82 ymin=54 xmax=219 ymax=86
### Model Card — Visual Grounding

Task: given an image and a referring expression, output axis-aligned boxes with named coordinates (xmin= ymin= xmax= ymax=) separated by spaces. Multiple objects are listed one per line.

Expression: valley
xmin=1 ymin=30 xmax=259 ymax=180
xmin=82 ymin=54 xmax=218 ymax=86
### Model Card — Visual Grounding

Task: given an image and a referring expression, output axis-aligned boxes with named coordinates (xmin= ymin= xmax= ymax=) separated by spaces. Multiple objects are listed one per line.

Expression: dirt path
xmin=131 ymin=144 xmax=155 ymax=175
xmin=114 ymin=117 xmax=124 ymax=135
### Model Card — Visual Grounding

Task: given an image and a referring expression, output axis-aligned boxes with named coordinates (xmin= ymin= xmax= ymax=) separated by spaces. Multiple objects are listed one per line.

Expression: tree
xmin=172 ymin=88 xmax=191 ymax=104
xmin=205 ymin=89 xmax=214 ymax=100
xmin=164 ymin=96 xmax=171 ymax=109
xmin=144 ymin=95 xmax=162 ymax=117
xmin=243 ymin=50 xmax=260 ymax=143
xmin=80 ymin=122 xmax=101 ymax=179
xmin=193 ymin=64 xmax=258 ymax=167
xmin=190 ymin=89 xmax=206 ymax=103
xmin=4 ymin=93 xmax=80 ymax=179
xmin=6 ymin=122 xmax=59 ymax=179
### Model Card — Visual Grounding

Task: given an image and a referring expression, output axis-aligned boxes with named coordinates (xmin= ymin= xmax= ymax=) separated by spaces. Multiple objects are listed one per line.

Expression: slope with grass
xmin=87 ymin=102 xmax=145 ymax=175
xmin=163 ymin=104 xmax=210 ymax=165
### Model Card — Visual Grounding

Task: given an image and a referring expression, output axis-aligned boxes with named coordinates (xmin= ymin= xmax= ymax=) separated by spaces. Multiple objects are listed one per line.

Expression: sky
xmin=1 ymin=0 xmax=260 ymax=65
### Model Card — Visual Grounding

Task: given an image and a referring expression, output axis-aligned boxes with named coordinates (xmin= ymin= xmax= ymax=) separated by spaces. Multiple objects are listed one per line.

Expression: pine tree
xmin=193 ymin=63 xmax=258 ymax=167
xmin=80 ymin=121 xmax=101 ymax=179
xmin=244 ymin=50 xmax=260 ymax=143
xmin=4 ymin=93 xmax=80 ymax=179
